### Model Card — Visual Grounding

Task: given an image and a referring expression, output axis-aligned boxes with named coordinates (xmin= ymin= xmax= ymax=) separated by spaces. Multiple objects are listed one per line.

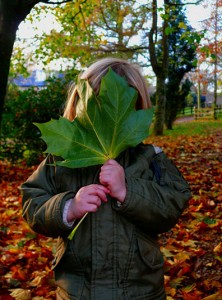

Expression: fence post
xmin=214 ymin=106 xmax=216 ymax=120
xmin=194 ymin=106 xmax=197 ymax=119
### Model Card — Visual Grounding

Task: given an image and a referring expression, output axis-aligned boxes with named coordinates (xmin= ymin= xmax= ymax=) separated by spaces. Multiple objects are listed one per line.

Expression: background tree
xmin=0 ymin=0 xmax=72 ymax=128
xmin=148 ymin=0 xmax=169 ymax=136
xmin=186 ymin=0 xmax=222 ymax=112
xmin=148 ymin=0 xmax=204 ymax=134
xmin=164 ymin=0 xmax=198 ymax=130
xmin=188 ymin=48 xmax=209 ymax=108
xmin=31 ymin=0 xmax=169 ymax=136
xmin=201 ymin=0 xmax=222 ymax=108
xmin=2 ymin=0 xmax=205 ymax=136
xmin=32 ymin=0 xmax=150 ymax=67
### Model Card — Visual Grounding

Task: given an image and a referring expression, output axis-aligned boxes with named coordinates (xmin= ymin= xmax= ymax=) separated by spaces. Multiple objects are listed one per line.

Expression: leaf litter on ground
xmin=0 ymin=125 xmax=222 ymax=299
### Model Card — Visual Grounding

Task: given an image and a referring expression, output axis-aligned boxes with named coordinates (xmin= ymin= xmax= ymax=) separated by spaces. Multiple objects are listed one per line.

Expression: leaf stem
xmin=68 ymin=212 xmax=88 ymax=240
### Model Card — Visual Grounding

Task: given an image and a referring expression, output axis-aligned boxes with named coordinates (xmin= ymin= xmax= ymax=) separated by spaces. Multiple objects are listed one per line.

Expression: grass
xmin=150 ymin=120 xmax=222 ymax=138
xmin=177 ymin=106 xmax=194 ymax=117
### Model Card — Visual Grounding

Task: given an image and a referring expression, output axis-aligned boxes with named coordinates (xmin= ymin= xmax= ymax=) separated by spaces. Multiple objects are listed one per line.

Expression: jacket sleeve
xmin=112 ymin=149 xmax=191 ymax=234
xmin=20 ymin=155 xmax=76 ymax=238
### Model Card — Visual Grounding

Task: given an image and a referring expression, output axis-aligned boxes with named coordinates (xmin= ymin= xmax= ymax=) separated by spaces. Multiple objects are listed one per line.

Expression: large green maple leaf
xmin=35 ymin=68 xmax=153 ymax=168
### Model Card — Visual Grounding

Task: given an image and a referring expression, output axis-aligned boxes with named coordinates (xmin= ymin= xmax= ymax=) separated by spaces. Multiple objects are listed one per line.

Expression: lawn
xmin=163 ymin=120 xmax=222 ymax=137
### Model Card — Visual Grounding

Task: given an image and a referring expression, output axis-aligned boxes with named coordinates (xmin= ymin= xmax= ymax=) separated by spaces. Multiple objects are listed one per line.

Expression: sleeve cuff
xmin=63 ymin=198 xmax=75 ymax=227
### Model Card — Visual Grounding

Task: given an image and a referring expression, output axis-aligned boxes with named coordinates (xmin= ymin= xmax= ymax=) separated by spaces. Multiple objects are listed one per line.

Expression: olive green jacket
xmin=21 ymin=144 xmax=191 ymax=300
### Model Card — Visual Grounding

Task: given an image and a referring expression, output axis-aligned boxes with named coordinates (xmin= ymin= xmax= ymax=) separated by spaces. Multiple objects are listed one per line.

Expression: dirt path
xmin=175 ymin=115 xmax=195 ymax=123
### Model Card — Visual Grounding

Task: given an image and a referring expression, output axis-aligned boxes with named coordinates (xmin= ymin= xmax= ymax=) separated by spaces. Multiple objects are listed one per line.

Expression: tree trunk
xmin=165 ymin=119 xmax=173 ymax=130
xmin=165 ymin=102 xmax=177 ymax=130
xmin=213 ymin=1 xmax=218 ymax=117
xmin=153 ymin=76 xmax=166 ymax=135
xmin=148 ymin=0 xmax=169 ymax=136
xmin=0 ymin=0 xmax=38 ymax=130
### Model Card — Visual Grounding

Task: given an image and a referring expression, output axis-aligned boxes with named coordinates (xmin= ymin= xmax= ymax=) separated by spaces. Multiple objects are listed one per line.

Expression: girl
xmin=21 ymin=57 xmax=191 ymax=300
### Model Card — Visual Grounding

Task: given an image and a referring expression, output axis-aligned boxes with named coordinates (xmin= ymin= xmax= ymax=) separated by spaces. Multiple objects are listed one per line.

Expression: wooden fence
xmin=194 ymin=106 xmax=222 ymax=120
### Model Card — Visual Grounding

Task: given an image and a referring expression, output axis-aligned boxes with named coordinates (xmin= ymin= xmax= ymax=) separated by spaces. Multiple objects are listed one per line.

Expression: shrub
xmin=1 ymin=72 xmax=78 ymax=164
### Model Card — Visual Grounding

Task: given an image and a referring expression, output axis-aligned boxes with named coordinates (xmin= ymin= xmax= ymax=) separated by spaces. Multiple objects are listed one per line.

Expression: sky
xmin=186 ymin=2 xmax=210 ymax=29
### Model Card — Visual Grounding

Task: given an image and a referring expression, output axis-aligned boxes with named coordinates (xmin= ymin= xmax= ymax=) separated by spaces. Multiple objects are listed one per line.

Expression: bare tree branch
xmin=39 ymin=0 xmax=73 ymax=4
xmin=168 ymin=0 xmax=204 ymax=6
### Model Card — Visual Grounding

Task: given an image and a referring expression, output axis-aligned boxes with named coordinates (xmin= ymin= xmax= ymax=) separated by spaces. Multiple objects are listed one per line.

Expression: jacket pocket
xmin=124 ymin=233 xmax=165 ymax=299
xmin=137 ymin=235 xmax=164 ymax=270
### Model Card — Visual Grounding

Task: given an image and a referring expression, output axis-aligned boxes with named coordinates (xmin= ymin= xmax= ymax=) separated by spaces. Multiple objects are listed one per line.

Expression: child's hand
xmin=99 ymin=159 xmax=126 ymax=203
xmin=67 ymin=184 xmax=109 ymax=221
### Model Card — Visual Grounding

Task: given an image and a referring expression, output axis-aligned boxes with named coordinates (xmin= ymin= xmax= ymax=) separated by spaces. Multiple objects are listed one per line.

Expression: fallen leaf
xmin=213 ymin=242 xmax=222 ymax=254
xmin=9 ymin=289 xmax=31 ymax=300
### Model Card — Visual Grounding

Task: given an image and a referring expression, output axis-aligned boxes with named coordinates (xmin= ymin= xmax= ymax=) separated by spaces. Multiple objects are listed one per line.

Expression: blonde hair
xmin=63 ymin=57 xmax=152 ymax=120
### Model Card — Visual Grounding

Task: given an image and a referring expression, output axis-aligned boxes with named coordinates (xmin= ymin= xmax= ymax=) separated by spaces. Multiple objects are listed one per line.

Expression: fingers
xmin=102 ymin=159 xmax=119 ymax=167
xmin=100 ymin=159 xmax=124 ymax=185
xmin=87 ymin=196 xmax=101 ymax=207
xmin=100 ymin=160 xmax=116 ymax=183
xmin=87 ymin=184 xmax=110 ymax=202
xmin=70 ymin=184 xmax=110 ymax=219
xmin=99 ymin=159 xmax=126 ymax=202
xmin=100 ymin=159 xmax=122 ymax=173
xmin=105 ymin=159 xmax=118 ymax=165
xmin=83 ymin=202 xmax=99 ymax=213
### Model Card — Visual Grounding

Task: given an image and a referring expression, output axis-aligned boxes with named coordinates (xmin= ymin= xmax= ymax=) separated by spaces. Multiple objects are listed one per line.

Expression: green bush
xmin=1 ymin=72 xmax=78 ymax=165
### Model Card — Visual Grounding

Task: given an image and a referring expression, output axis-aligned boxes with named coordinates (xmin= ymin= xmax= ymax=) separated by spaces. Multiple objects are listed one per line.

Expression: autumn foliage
xmin=149 ymin=128 xmax=222 ymax=300
xmin=1 ymin=125 xmax=222 ymax=300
